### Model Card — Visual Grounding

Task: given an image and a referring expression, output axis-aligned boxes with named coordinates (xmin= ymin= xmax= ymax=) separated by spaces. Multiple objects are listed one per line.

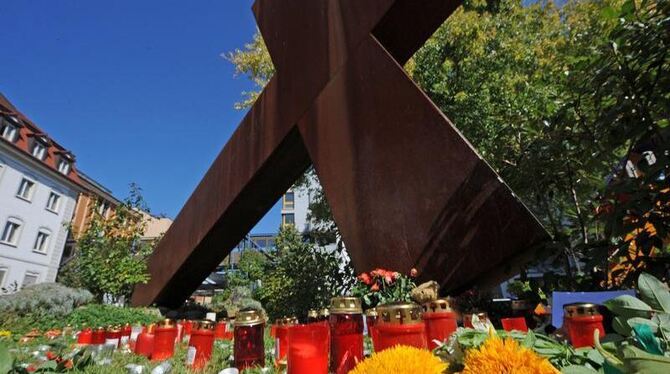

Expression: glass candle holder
xmin=288 ymin=322 xmax=330 ymax=374
xmin=187 ymin=320 xmax=215 ymax=370
xmin=182 ymin=320 xmax=193 ymax=343
xmin=376 ymin=302 xmax=427 ymax=352
xmin=329 ymin=297 xmax=364 ymax=374
xmin=134 ymin=324 xmax=155 ymax=359
xmin=564 ymin=303 xmax=605 ymax=348
xmin=501 ymin=317 xmax=529 ymax=332
xmin=365 ymin=308 xmax=379 ymax=350
xmin=77 ymin=327 xmax=92 ymax=345
xmin=234 ymin=310 xmax=266 ymax=371
xmin=275 ymin=317 xmax=298 ymax=366
xmin=152 ymin=319 xmax=178 ymax=361
xmin=423 ymin=299 xmax=458 ymax=350
xmin=92 ymin=327 xmax=106 ymax=345
xmin=120 ymin=324 xmax=132 ymax=348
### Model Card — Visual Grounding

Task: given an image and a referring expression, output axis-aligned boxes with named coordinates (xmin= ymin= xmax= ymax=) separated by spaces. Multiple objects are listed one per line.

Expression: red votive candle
xmin=77 ymin=327 xmax=92 ymax=345
xmin=564 ymin=303 xmax=605 ymax=348
xmin=91 ymin=327 xmax=106 ymax=345
xmin=152 ymin=319 xmax=178 ymax=361
xmin=287 ymin=322 xmax=330 ymax=374
xmin=501 ymin=317 xmax=529 ymax=332
xmin=182 ymin=320 xmax=193 ymax=342
xmin=234 ymin=310 xmax=266 ymax=371
xmin=329 ymin=297 xmax=364 ymax=374
xmin=135 ymin=324 xmax=155 ymax=359
xmin=105 ymin=326 xmax=121 ymax=348
xmin=275 ymin=317 xmax=298 ymax=366
xmin=187 ymin=320 xmax=215 ymax=370
xmin=376 ymin=302 xmax=427 ymax=352
xmin=120 ymin=323 xmax=132 ymax=348
xmin=423 ymin=298 xmax=458 ymax=349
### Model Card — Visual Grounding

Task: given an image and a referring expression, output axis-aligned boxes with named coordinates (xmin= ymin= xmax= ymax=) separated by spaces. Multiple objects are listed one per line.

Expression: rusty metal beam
xmin=132 ymin=0 xmax=548 ymax=308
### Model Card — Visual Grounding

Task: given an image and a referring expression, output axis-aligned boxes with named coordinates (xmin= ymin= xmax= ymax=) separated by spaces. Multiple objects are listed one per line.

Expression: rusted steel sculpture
xmin=132 ymin=0 xmax=549 ymax=308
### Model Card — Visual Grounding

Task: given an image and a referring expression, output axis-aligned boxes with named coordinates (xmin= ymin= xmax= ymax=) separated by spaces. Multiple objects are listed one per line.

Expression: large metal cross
xmin=132 ymin=0 xmax=548 ymax=308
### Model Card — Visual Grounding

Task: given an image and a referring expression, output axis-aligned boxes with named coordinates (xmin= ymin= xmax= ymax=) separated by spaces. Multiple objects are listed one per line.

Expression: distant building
xmin=0 ymin=93 xmax=84 ymax=290
xmin=281 ymin=186 xmax=310 ymax=233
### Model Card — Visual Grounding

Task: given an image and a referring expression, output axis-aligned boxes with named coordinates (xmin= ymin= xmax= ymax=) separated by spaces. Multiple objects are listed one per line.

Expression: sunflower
xmin=349 ymin=345 xmax=447 ymax=374
xmin=462 ymin=334 xmax=559 ymax=374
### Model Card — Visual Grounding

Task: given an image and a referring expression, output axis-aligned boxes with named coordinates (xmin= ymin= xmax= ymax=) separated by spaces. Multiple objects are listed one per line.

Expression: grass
xmin=1 ymin=329 xmax=282 ymax=373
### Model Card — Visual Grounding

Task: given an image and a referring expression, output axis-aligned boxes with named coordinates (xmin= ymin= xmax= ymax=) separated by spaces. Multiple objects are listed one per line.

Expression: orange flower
xmin=371 ymin=283 xmax=380 ymax=292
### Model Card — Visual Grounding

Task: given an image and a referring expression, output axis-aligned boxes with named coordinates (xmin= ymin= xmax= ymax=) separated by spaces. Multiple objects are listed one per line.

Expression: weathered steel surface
xmin=132 ymin=0 xmax=549 ymax=308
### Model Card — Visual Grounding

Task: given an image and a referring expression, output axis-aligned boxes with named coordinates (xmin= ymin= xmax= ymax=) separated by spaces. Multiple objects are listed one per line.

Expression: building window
xmin=33 ymin=229 xmax=51 ymax=254
xmin=22 ymin=272 xmax=39 ymax=287
xmin=0 ymin=121 xmax=18 ymax=142
xmin=283 ymin=191 xmax=295 ymax=209
xmin=31 ymin=141 xmax=47 ymax=160
xmin=1 ymin=218 xmax=22 ymax=246
xmin=0 ymin=267 xmax=7 ymax=287
xmin=98 ymin=201 xmax=110 ymax=217
xmin=57 ymin=159 xmax=71 ymax=175
xmin=282 ymin=213 xmax=295 ymax=226
xmin=46 ymin=192 xmax=61 ymax=213
xmin=16 ymin=178 xmax=35 ymax=201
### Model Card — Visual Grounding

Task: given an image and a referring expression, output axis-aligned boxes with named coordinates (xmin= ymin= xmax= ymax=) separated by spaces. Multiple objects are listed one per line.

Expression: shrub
xmin=65 ymin=304 xmax=162 ymax=328
xmin=0 ymin=283 xmax=93 ymax=316
xmin=215 ymin=286 xmax=265 ymax=319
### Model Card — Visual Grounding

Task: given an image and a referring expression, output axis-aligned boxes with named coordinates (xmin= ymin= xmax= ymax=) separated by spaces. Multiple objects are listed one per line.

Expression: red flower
xmin=26 ymin=365 xmax=37 ymax=373
xmin=358 ymin=272 xmax=372 ymax=285
xmin=384 ymin=273 xmax=394 ymax=284
xmin=410 ymin=268 xmax=418 ymax=278
xmin=45 ymin=351 xmax=58 ymax=361
xmin=371 ymin=283 xmax=380 ymax=292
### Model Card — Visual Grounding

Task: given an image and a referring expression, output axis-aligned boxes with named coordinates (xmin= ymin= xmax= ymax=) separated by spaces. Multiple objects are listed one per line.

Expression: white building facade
xmin=0 ymin=95 xmax=82 ymax=290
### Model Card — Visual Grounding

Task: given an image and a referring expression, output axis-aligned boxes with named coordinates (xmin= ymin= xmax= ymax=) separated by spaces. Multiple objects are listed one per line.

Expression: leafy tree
xmin=59 ymin=184 xmax=156 ymax=303
xmin=256 ymin=225 xmax=354 ymax=321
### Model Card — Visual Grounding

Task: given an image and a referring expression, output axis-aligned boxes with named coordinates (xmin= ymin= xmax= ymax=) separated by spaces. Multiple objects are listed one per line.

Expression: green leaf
xmin=604 ymin=295 xmax=652 ymax=319
xmin=522 ymin=330 xmax=537 ymax=349
xmin=621 ymin=345 xmax=670 ymax=372
xmin=0 ymin=343 xmax=11 ymax=374
xmin=562 ymin=365 xmax=600 ymax=374
xmin=627 ymin=317 xmax=658 ymax=333
xmin=612 ymin=316 xmax=633 ymax=336
xmin=638 ymin=272 xmax=670 ymax=313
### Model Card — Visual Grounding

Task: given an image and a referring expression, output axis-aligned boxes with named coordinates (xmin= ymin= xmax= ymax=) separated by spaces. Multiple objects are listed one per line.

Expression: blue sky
xmin=0 ymin=0 xmax=283 ymax=233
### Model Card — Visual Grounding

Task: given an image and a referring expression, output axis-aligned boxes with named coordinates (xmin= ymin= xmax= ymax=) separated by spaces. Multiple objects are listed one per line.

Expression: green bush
xmin=65 ymin=304 xmax=162 ymax=329
xmin=0 ymin=283 xmax=93 ymax=316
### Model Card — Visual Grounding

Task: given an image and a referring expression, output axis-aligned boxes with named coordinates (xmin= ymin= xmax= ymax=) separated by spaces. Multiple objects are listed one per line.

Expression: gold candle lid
xmin=158 ymin=319 xmax=176 ymax=328
xmin=330 ymin=296 xmax=363 ymax=314
xmin=423 ymin=298 xmax=454 ymax=313
xmin=276 ymin=317 xmax=299 ymax=326
xmin=235 ymin=310 xmax=265 ymax=327
xmin=196 ymin=320 xmax=216 ymax=331
xmin=319 ymin=308 xmax=330 ymax=318
xmin=146 ymin=324 xmax=156 ymax=333
xmin=564 ymin=303 xmax=601 ymax=317
xmin=307 ymin=310 xmax=319 ymax=319
xmin=365 ymin=308 xmax=378 ymax=317
xmin=378 ymin=302 xmax=423 ymax=325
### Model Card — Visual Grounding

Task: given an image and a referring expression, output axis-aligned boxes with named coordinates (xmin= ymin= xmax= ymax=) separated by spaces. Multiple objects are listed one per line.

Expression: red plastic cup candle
xmin=186 ymin=320 xmax=216 ymax=370
xmin=152 ymin=319 xmax=178 ymax=361
xmin=275 ymin=317 xmax=298 ymax=366
xmin=104 ymin=326 xmax=121 ymax=348
xmin=120 ymin=323 xmax=132 ymax=348
xmin=564 ymin=303 xmax=605 ymax=348
xmin=92 ymin=327 xmax=106 ymax=345
xmin=423 ymin=298 xmax=459 ymax=350
xmin=183 ymin=320 xmax=193 ymax=341
xmin=376 ymin=302 xmax=427 ymax=352
xmin=234 ymin=310 xmax=266 ymax=371
xmin=77 ymin=327 xmax=92 ymax=345
xmin=501 ymin=317 xmax=529 ymax=332
xmin=287 ymin=322 xmax=330 ymax=374
xmin=328 ymin=297 xmax=364 ymax=374
xmin=135 ymin=324 xmax=156 ymax=359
